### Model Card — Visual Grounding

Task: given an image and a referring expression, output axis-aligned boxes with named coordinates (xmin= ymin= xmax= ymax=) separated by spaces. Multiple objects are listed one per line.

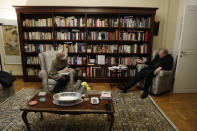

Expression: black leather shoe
xmin=141 ymin=91 xmax=149 ymax=99
xmin=117 ymin=86 xmax=128 ymax=93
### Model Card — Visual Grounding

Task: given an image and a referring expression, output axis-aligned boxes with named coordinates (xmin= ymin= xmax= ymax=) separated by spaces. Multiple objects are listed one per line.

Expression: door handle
xmin=180 ymin=51 xmax=185 ymax=57
xmin=180 ymin=51 xmax=197 ymax=57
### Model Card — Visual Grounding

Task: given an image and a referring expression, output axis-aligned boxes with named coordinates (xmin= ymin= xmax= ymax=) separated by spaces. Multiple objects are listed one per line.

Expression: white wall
xmin=0 ymin=0 xmax=179 ymax=75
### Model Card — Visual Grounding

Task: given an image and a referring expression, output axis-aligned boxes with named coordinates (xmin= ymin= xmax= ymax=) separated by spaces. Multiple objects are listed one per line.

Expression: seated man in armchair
xmin=49 ymin=50 xmax=70 ymax=93
xmin=118 ymin=48 xmax=173 ymax=99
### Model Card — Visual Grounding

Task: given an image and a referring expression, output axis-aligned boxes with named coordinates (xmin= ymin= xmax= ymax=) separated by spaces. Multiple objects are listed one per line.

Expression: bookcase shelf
xmin=15 ymin=6 xmax=157 ymax=82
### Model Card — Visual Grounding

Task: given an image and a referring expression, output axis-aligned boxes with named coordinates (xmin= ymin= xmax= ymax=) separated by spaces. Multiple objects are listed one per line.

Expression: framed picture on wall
xmin=0 ymin=25 xmax=21 ymax=64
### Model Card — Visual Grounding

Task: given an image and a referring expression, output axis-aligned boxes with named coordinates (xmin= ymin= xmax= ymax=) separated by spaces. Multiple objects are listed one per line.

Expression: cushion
xmin=43 ymin=51 xmax=56 ymax=73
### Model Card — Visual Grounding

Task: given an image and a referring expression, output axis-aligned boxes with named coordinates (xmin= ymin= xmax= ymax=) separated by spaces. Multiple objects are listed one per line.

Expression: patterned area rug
xmin=0 ymin=88 xmax=177 ymax=131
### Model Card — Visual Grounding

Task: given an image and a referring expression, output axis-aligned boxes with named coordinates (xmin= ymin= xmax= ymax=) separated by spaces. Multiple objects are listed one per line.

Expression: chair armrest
xmin=68 ymin=68 xmax=76 ymax=77
xmin=136 ymin=64 xmax=148 ymax=72
xmin=38 ymin=70 xmax=48 ymax=79
xmin=158 ymin=70 xmax=172 ymax=77
xmin=38 ymin=70 xmax=49 ymax=91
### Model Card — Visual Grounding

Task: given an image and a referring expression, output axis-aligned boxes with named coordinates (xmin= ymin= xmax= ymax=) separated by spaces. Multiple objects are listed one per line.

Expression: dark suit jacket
xmin=145 ymin=54 xmax=173 ymax=70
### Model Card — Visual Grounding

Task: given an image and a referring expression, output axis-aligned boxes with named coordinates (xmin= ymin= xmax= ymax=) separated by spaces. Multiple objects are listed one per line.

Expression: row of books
xmin=87 ymin=31 xmax=118 ymax=40
xmin=55 ymin=30 xmax=86 ymax=40
xmin=58 ymin=43 xmax=86 ymax=53
xmin=24 ymin=31 xmax=148 ymax=41
xmin=76 ymin=67 xmax=86 ymax=77
xmin=76 ymin=67 xmax=136 ymax=78
xmin=119 ymin=44 xmax=138 ymax=53
xmin=27 ymin=68 xmax=40 ymax=76
xmin=27 ymin=57 xmax=40 ymax=65
xmin=23 ymin=18 xmax=53 ymax=27
xmin=120 ymin=16 xmax=151 ymax=28
xmin=24 ymin=44 xmax=55 ymax=52
xmin=87 ymin=44 xmax=118 ymax=53
xmin=67 ymin=56 xmax=86 ymax=65
xmin=87 ymin=18 xmax=118 ymax=27
xmin=87 ymin=55 xmax=117 ymax=65
xmin=87 ymin=67 xmax=106 ymax=77
xmin=55 ymin=16 xmax=85 ymax=27
xmin=23 ymin=16 xmax=150 ymax=28
xmin=87 ymin=55 xmax=106 ymax=65
xmin=139 ymin=44 xmax=148 ymax=54
xmin=86 ymin=67 xmax=136 ymax=77
xmin=24 ymin=32 xmax=52 ymax=40
xmin=119 ymin=31 xmax=149 ymax=41
xmin=24 ymin=43 xmax=147 ymax=54
xmin=108 ymin=69 xmax=136 ymax=77
xmin=118 ymin=57 xmax=137 ymax=66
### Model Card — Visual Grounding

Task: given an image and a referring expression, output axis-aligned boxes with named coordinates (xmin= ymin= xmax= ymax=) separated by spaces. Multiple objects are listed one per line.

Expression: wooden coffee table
xmin=21 ymin=93 xmax=115 ymax=131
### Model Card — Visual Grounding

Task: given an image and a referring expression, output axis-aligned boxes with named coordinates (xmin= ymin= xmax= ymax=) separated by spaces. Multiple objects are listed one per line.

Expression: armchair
xmin=137 ymin=50 xmax=178 ymax=96
xmin=38 ymin=51 xmax=76 ymax=92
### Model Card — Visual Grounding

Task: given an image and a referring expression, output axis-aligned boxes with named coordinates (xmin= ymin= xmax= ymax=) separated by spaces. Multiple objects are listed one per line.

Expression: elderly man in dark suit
xmin=118 ymin=48 xmax=173 ymax=99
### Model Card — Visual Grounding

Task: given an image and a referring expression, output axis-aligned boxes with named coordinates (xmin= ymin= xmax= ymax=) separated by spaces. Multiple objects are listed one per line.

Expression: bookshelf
xmin=14 ymin=6 xmax=158 ymax=82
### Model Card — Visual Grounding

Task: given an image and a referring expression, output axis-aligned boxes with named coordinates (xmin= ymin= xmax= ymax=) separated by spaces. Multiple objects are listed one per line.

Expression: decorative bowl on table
xmin=53 ymin=92 xmax=83 ymax=106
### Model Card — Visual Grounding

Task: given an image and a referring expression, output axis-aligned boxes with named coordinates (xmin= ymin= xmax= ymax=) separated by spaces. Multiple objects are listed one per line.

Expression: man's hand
xmin=136 ymin=58 xmax=144 ymax=64
xmin=154 ymin=67 xmax=162 ymax=75
xmin=62 ymin=67 xmax=69 ymax=73
xmin=58 ymin=67 xmax=69 ymax=74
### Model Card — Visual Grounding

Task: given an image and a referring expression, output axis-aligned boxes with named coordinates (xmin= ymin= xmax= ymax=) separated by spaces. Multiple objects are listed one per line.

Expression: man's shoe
xmin=141 ymin=91 xmax=149 ymax=99
xmin=117 ymin=86 xmax=128 ymax=93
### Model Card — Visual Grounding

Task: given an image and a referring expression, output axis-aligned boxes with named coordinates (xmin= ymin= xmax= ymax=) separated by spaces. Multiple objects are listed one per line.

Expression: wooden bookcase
xmin=14 ymin=6 xmax=158 ymax=82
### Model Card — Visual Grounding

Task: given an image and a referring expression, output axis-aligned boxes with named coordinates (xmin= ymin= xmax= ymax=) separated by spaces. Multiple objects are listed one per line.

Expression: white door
xmin=173 ymin=5 xmax=197 ymax=93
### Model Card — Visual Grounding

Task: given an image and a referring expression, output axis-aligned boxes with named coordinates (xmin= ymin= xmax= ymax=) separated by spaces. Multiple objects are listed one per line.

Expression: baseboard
xmin=13 ymin=76 xmax=23 ymax=78
xmin=137 ymin=86 xmax=170 ymax=96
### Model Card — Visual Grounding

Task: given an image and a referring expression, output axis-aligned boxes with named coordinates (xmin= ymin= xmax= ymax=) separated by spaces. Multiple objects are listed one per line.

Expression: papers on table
xmin=100 ymin=91 xmax=112 ymax=100
xmin=38 ymin=92 xmax=47 ymax=96
xmin=60 ymin=72 xmax=70 ymax=75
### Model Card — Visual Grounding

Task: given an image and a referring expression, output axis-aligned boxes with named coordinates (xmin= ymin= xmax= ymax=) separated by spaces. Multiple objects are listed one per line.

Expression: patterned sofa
xmin=137 ymin=50 xmax=178 ymax=96
xmin=38 ymin=51 xmax=76 ymax=92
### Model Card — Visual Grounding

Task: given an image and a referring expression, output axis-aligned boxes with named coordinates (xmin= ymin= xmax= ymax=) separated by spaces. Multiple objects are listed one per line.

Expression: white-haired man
xmin=118 ymin=48 xmax=173 ymax=99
